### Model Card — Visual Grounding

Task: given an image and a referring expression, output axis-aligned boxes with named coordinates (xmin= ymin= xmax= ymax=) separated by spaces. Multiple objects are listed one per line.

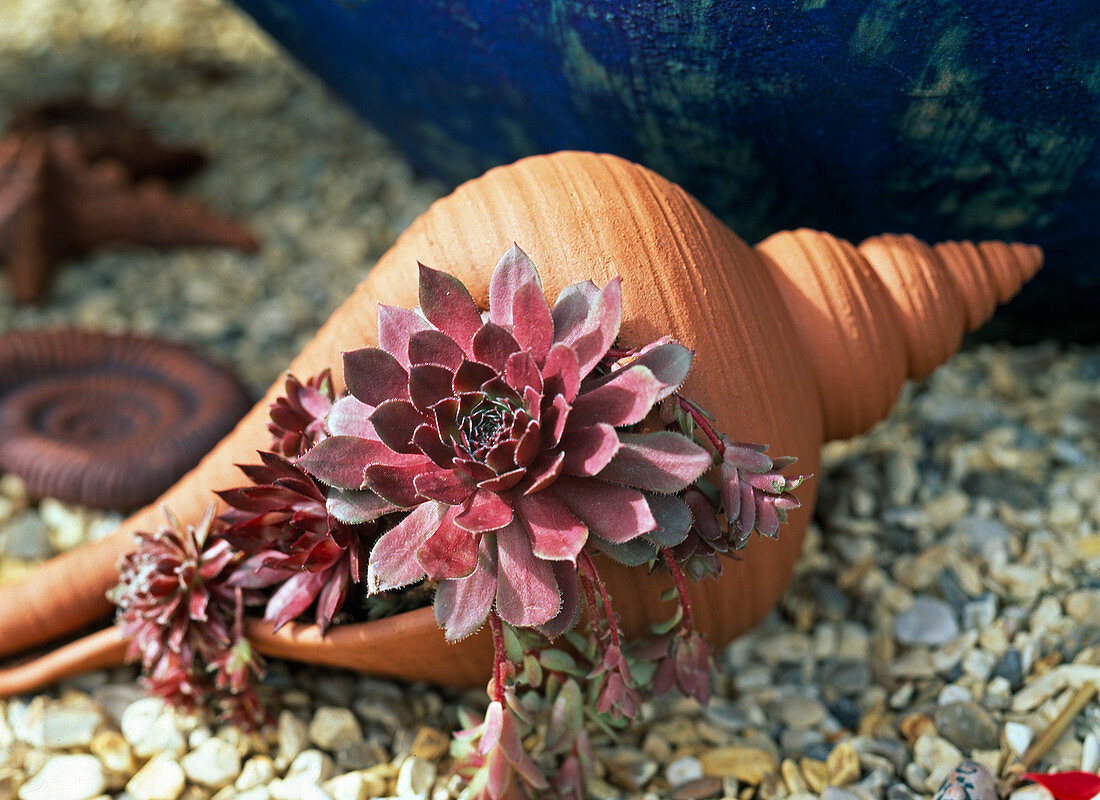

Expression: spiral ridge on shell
xmin=756 ymin=229 xmax=1043 ymax=441
xmin=0 ymin=329 xmax=251 ymax=509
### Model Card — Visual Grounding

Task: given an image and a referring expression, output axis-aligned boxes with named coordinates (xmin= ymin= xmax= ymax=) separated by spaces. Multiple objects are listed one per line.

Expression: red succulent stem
xmin=579 ymin=551 xmax=621 ymax=650
xmin=675 ymin=395 xmax=725 ymax=457
xmin=661 ymin=547 xmax=695 ymax=633
xmin=578 ymin=571 xmax=606 ymax=660
xmin=488 ymin=611 xmax=507 ymax=705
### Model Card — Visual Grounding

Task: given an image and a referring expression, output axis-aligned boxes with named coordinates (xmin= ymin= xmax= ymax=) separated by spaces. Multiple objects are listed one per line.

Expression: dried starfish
xmin=0 ymin=100 xmax=259 ymax=304
xmin=7 ymin=98 xmax=207 ymax=180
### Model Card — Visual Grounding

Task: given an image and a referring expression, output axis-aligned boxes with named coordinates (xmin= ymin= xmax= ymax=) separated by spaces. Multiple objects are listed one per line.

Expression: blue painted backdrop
xmin=232 ymin=0 xmax=1100 ymax=340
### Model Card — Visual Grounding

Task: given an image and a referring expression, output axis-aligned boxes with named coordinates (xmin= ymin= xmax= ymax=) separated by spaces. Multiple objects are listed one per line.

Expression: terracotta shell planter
xmin=0 ymin=151 xmax=1041 ymax=693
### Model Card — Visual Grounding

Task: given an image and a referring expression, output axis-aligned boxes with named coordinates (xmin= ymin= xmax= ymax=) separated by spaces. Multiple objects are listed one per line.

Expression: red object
xmin=1022 ymin=772 xmax=1100 ymax=800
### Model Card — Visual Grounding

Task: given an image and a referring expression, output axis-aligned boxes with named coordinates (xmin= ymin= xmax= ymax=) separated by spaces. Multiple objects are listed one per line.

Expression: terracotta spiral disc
xmin=0 ymin=329 xmax=251 ymax=510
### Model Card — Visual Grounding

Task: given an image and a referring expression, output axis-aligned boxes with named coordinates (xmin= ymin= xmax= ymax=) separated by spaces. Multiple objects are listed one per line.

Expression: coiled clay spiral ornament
xmin=0 ymin=329 xmax=251 ymax=509
xmin=0 ymin=151 xmax=1041 ymax=693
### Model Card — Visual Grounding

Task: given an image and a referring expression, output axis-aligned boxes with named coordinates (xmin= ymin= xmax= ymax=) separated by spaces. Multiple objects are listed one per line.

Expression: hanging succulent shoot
xmin=111 ymin=244 xmax=805 ymax=794
xmin=109 ymin=507 xmax=266 ymax=726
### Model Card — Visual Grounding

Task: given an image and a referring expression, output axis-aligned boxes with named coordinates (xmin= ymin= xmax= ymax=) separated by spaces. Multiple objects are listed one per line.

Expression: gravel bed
xmin=2 ymin=2 xmax=1099 ymax=800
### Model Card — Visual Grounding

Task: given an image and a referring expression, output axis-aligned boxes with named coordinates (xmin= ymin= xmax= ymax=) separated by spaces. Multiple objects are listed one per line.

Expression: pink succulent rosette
xmin=299 ymin=244 xmax=713 ymax=640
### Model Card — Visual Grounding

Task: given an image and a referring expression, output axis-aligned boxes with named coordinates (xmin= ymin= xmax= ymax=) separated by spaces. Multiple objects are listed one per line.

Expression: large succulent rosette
xmin=299 ymin=245 xmax=713 ymax=640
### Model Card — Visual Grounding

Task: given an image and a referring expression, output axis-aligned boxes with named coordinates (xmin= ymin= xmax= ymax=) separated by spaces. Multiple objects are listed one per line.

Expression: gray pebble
xmin=993 ymin=649 xmax=1024 ymax=690
xmin=895 ymin=596 xmax=959 ymax=646
xmin=933 ymin=702 xmax=1000 ymax=752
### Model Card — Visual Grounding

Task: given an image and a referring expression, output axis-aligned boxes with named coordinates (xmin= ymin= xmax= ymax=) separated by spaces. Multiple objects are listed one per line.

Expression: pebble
xmin=1003 ymin=721 xmax=1034 ymax=755
xmin=671 ymin=776 xmax=723 ymax=800
xmin=394 ymin=756 xmax=435 ymax=797
xmin=667 ymin=755 xmax=705 ymax=788
xmin=237 ymin=757 xmax=277 ymax=791
xmin=182 ymin=737 xmax=242 ymax=789
xmin=894 ymin=597 xmax=960 ymax=646
xmin=779 ymin=696 xmax=828 ymax=729
xmin=127 ymin=753 xmax=186 ymax=800
xmin=308 ymin=708 xmax=363 ymax=751
xmin=825 ymin=742 xmax=861 ymax=787
xmin=932 ymin=761 xmax=996 ymax=800
xmin=699 ymin=746 xmax=777 ymax=784
xmin=933 ymin=702 xmax=1000 ymax=752
xmin=324 ymin=771 xmax=387 ymax=800
xmin=287 ymin=750 xmax=336 ymax=785
xmin=18 ymin=754 xmax=105 ymax=800
xmin=90 ymin=730 xmax=135 ymax=777
xmin=278 ymin=711 xmax=311 ymax=767
xmin=0 ymin=512 xmax=52 ymax=560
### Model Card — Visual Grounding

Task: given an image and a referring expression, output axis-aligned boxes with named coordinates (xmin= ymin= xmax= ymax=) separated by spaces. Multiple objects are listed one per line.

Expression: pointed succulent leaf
xmin=755 ymin=492 xmax=780 ymax=537
xmin=416 ymin=507 xmax=480 ymax=580
xmin=408 ymin=363 xmax=455 ymax=413
xmin=504 ymin=350 xmax=542 ymax=397
xmin=314 ymin=564 xmax=349 ymax=634
xmin=571 ymin=277 xmax=622 ymax=378
xmin=494 ymin=521 xmax=561 ymax=628
xmin=366 ymin=502 xmax=446 ymax=591
xmin=569 ymin=364 xmax=663 ymax=428
xmin=541 ymin=342 xmax=580 ymax=402
xmin=551 ymin=280 xmax=600 ymax=346
xmin=553 ymin=476 xmax=655 ymax=542
xmin=362 ymin=456 xmax=437 ymax=507
xmin=325 ymin=488 xmax=397 ymax=524
xmin=522 ymin=451 xmax=565 ymax=494
xmin=538 ymin=562 xmax=579 ymax=640
xmin=479 ymin=700 xmax=505 ymax=756
xmin=488 ymin=243 xmax=540 ymax=329
xmin=588 ymin=340 xmax=693 ymax=400
xmin=599 ymin=431 xmax=713 ymax=493
xmin=723 ymin=442 xmax=773 ymax=472
xmin=433 ymin=538 xmax=497 ymax=641
xmin=296 ymin=435 xmax=387 ymax=489
xmin=558 ymin=423 xmax=620 ymax=476
xmin=407 ymin=328 xmax=464 ymax=370
xmin=471 ymin=321 xmax=521 ymax=373
xmin=592 ymin=534 xmax=657 ymax=566
xmin=515 ymin=491 xmax=587 ymax=562
xmin=369 ymin=400 xmax=428 ymax=455
xmin=720 ymin=457 xmax=741 ymax=520
xmin=417 ymin=263 xmax=483 ymax=353
xmin=325 ymin=396 xmax=377 ymax=439
xmin=376 ymin=304 xmax=432 ymax=369
xmin=643 ymin=492 xmax=693 ymax=547
xmin=509 ymin=278 xmax=553 ymax=365
xmin=264 ymin=571 xmax=327 ymax=631
xmin=413 ymin=467 xmax=474 ymax=505
xmin=454 ymin=488 xmax=514 ymax=532
xmin=343 ymin=347 xmax=408 ymax=406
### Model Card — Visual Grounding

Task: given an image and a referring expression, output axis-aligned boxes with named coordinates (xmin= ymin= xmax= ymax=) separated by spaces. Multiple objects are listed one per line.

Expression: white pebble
xmin=182 ymin=737 xmax=242 ymax=789
xmin=1003 ymin=721 xmax=1033 ymax=756
xmin=309 ymin=707 xmax=363 ymax=751
xmin=126 ymin=753 xmax=186 ymax=800
xmin=287 ymin=749 xmax=336 ymax=784
xmin=270 ymin=775 xmax=335 ymax=800
xmin=396 ymin=755 xmax=436 ymax=797
xmin=1082 ymin=732 xmax=1099 ymax=773
xmin=666 ymin=754 xmax=704 ymax=787
xmin=278 ymin=711 xmax=310 ymax=766
xmin=18 ymin=754 xmax=105 ymax=800
xmin=237 ymin=756 xmax=277 ymax=791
